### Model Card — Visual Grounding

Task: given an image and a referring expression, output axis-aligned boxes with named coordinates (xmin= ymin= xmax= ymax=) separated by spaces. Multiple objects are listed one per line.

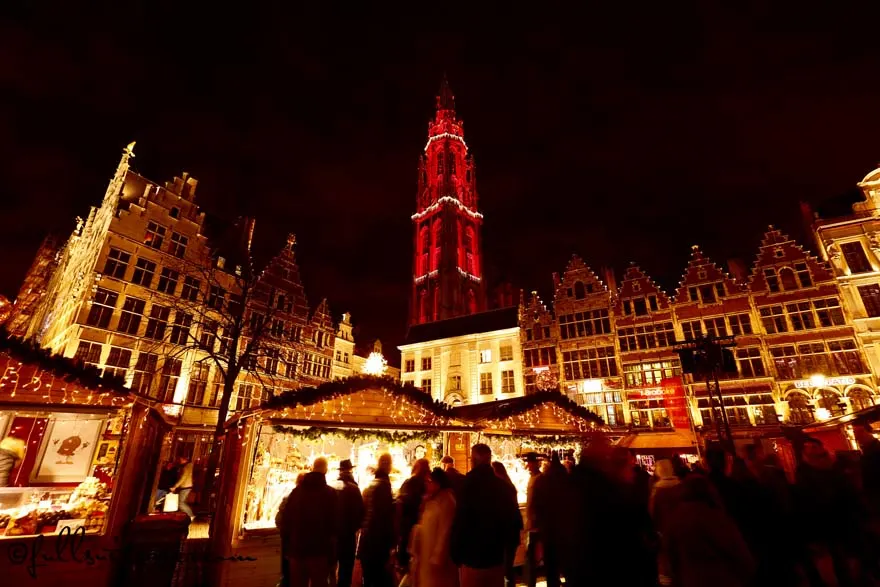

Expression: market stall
xmin=0 ymin=334 xmax=148 ymax=585
xmin=452 ymin=392 xmax=605 ymax=505
xmin=210 ymin=376 xmax=469 ymax=587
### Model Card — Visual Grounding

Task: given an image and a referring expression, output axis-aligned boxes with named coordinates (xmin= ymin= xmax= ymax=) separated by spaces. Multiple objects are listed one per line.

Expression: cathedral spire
xmin=436 ymin=74 xmax=455 ymax=111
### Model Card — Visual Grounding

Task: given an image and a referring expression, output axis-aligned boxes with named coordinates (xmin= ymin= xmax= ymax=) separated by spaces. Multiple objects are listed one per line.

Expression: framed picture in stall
xmin=32 ymin=418 xmax=102 ymax=483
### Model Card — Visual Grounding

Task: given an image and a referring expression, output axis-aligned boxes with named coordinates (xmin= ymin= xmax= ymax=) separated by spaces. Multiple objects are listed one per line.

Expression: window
xmin=235 ymin=383 xmax=253 ymax=411
xmin=813 ymin=298 xmax=845 ymax=327
xmin=480 ymin=349 xmax=492 ymax=363
xmin=501 ymin=370 xmax=516 ymax=393
xmin=617 ymin=322 xmax=675 ymax=352
xmin=849 ymin=389 xmax=874 ymax=412
xmin=265 ymin=348 xmax=280 ymax=374
xmin=117 ymin=297 xmax=146 ymax=335
xmin=421 ymin=378 xmax=432 ymax=395
xmin=771 ymin=339 xmax=865 ymax=379
xmin=103 ymin=248 xmax=130 ymax=279
xmin=170 ymin=232 xmax=188 ymax=258
xmin=145 ymin=221 xmax=166 ymax=249
xmin=286 ymin=352 xmax=299 ymax=378
xmin=336 ymin=351 xmax=342 ymax=362
xmin=480 ymin=372 xmax=493 ymax=395
xmin=144 ymin=305 xmax=170 ymax=340
xmin=131 ymin=352 xmax=158 ymax=395
xmin=735 ymin=348 xmax=765 ymax=378
xmin=728 ymin=313 xmax=753 ymax=336
xmin=562 ymin=347 xmax=618 ymax=380
xmin=404 ymin=359 xmax=415 ymax=373
xmin=859 ymin=284 xmax=880 ymax=317
xmin=699 ymin=284 xmax=716 ymax=304
xmin=787 ymin=395 xmax=814 ymax=424
xmin=786 ymin=302 xmax=816 ymax=331
xmin=779 ymin=268 xmax=798 ymax=291
xmin=648 ymin=295 xmax=659 ymax=311
xmin=343 ymin=353 xmax=349 ymax=364
xmin=632 ymin=298 xmax=648 ymax=316
xmin=623 ymin=360 xmax=681 ymax=387
xmin=448 ymin=375 xmax=461 ymax=391
xmin=86 ymin=288 xmax=118 ymax=328
xmin=170 ymin=312 xmax=192 ymax=345
xmin=500 ymin=344 xmax=514 ymax=361
xmin=764 ymin=268 xmax=780 ymax=292
xmin=271 ymin=319 xmax=285 ymax=338
xmin=715 ymin=282 xmax=726 ymax=299
xmin=157 ymin=358 xmax=182 ymax=403
xmin=170 ymin=207 xmax=180 ymax=219
xmin=688 ymin=287 xmax=699 ymax=302
xmin=74 ymin=341 xmax=102 ymax=368
xmin=841 ymin=242 xmax=872 ymax=274
xmin=523 ymin=347 xmax=556 ymax=367
xmin=760 ymin=305 xmax=787 ymax=334
xmin=795 ymin=262 xmax=813 ymax=287
xmin=199 ymin=320 xmax=217 ymax=351
xmin=157 ymin=267 xmax=179 ymax=294
xmin=574 ymin=281 xmax=586 ymax=299
xmin=681 ymin=320 xmax=702 ymax=341
xmin=558 ymin=309 xmax=611 ymax=339
xmin=704 ymin=317 xmax=727 ymax=338
xmin=208 ymin=286 xmax=225 ymax=310
xmin=623 ymin=300 xmax=632 ymax=315
xmin=131 ymin=258 xmax=156 ymax=287
xmin=218 ymin=327 xmax=232 ymax=355
xmin=827 ymin=339 xmax=864 ymax=375
xmin=104 ymin=347 xmax=131 ymax=379
xmin=817 ymin=390 xmax=845 ymax=417
xmin=421 ymin=357 xmax=432 ymax=371
xmin=181 ymin=276 xmax=200 ymax=301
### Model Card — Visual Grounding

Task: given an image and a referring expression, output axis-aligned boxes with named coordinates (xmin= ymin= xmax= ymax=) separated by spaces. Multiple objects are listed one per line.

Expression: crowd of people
xmin=275 ymin=423 xmax=880 ymax=587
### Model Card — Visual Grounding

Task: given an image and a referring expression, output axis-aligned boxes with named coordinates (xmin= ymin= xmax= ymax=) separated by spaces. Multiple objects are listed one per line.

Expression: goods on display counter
xmin=0 ymin=477 xmax=111 ymax=537
xmin=241 ymin=425 xmax=438 ymax=530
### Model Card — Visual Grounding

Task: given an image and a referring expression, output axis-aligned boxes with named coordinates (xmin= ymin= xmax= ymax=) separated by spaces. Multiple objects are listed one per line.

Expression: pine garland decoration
xmin=272 ymin=425 xmax=440 ymax=444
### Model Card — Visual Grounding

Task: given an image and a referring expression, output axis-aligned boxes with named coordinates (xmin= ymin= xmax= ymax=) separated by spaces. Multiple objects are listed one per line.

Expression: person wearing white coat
xmin=409 ymin=468 xmax=459 ymax=587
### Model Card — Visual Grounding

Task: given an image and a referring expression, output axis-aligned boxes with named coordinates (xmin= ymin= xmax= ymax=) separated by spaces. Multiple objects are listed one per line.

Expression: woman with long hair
xmin=492 ymin=461 xmax=523 ymax=587
xmin=409 ymin=468 xmax=459 ymax=587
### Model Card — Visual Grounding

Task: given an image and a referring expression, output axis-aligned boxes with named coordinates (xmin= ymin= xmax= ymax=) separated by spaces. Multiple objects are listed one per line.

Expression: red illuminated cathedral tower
xmin=410 ymin=77 xmax=487 ymax=325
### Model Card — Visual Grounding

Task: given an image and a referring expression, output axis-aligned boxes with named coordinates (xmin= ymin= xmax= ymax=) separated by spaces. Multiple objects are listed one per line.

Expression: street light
xmin=809 ymin=373 xmax=827 ymax=388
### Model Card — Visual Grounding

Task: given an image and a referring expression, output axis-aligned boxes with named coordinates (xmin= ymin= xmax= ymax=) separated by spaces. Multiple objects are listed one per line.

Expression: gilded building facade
xmin=13 ymin=143 xmax=335 ymax=456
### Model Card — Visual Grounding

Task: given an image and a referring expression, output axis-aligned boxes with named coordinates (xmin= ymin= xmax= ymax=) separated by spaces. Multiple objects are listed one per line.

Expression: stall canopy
xmin=617 ymin=430 xmax=698 ymax=452
xmin=451 ymin=391 xmax=605 ymax=438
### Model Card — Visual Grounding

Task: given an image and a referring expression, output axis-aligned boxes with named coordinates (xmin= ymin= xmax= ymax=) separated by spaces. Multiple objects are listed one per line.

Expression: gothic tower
xmin=410 ymin=77 xmax=487 ymax=324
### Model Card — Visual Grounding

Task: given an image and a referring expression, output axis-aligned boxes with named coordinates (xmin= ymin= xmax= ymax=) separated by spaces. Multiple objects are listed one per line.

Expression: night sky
xmin=3 ymin=3 xmax=880 ymax=363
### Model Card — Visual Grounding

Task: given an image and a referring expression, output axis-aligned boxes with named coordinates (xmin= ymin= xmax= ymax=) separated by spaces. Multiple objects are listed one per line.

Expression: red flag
xmin=661 ymin=378 xmax=689 ymax=430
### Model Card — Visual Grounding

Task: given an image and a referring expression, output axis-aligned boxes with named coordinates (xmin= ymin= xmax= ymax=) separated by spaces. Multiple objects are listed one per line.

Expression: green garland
xmin=272 ymin=425 xmax=440 ymax=445
xmin=482 ymin=432 xmax=591 ymax=447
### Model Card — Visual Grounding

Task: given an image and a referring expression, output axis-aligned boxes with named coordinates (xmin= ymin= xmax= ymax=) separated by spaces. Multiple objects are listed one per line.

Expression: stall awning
xmin=617 ymin=430 xmax=697 ymax=451
xmin=451 ymin=391 xmax=605 ymax=435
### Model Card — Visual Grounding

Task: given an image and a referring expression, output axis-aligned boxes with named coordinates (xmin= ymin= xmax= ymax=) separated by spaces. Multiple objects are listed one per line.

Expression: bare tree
xmin=138 ymin=234 xmax=326 ymax=502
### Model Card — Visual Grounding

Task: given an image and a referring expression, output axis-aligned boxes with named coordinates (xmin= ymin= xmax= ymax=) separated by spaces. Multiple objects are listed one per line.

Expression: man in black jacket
xmin=335 ymin=459 xmax=365 ymax=587
xmin=358 ymin=453 xmax=395 ymax=587
xmin=280 ymin=458 xmax=339 ymax=587
xmin=451 ymin=443 xmax=522 ymax=587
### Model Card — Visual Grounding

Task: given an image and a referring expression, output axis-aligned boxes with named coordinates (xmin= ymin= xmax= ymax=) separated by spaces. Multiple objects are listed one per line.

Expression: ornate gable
xmin=674 ymin=245 xmax=744 ymax=302
xmin=749 ymin=226 xmax=835 ymax=293
xmin=519 ymin=290 xmax=554 ymax=329
xmin=311 ymin=298 xmax=334 ymax=331
xmin=616 ymin=264 xmax=670 ymax=310
xmin=258 ymin=233 xmax=310 ymax=321
xmin=554 ymin=255 xmax=608 ymax=301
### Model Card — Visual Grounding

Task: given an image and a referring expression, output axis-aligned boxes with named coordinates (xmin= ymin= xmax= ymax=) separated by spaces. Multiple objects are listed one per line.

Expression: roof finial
xmin=437 ymin=73 xmax=455 ymax=111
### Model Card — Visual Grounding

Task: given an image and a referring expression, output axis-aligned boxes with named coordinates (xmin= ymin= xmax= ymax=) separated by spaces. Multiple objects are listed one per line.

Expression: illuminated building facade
xmin=13 ymin=143 xmax=335 ymax=454
xmin=410 ymin=77 xmax=486 ymax=325
xmin=6 ymin=234 xmax=61 ymax=337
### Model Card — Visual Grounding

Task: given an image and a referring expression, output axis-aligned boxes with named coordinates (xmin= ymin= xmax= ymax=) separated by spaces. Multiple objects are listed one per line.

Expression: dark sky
xmin=3 ymin=3 xmax=880 ymax=364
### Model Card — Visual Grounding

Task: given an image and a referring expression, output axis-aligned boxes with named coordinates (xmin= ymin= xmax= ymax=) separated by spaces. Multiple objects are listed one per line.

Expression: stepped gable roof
xmin=748 ymin=226 xmax=835 ymax=292
xmin=673 ymin=245 xmax=745 ymax=302
xmin=257 ymin=233 xmax=310 ymax=319
xmin=311 ymin=298 xmax=334 ymax=330
xmin=615 ymin=264 xmax=670 ymax=309
xmin=519 ymin=290 xmax=554 ymax=327
xmin=553 ymin=255 xmax=609 ymax=301
xmin=403 ymin=307 xmax=519 ymax=345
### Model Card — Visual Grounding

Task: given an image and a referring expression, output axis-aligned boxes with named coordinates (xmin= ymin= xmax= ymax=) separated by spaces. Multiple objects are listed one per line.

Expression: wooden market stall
xmin=0 ymin=333 xmax=158 ymax=585
xmin=210 ymin=375 xmax=470 ymax=587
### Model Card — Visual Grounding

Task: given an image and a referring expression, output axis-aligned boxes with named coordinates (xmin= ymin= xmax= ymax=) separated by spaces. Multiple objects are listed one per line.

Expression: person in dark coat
xmin=492 ymin=461 xmax=524 ymax=587
xmin=441 ymin=455 xmax=465 ymax=497
xmin=358 ymin=453 xmax=395 ymax=587
xmin=531 ymin=454 xmax=570 ymax=587
xmin=396 ymin=457 xmax=430 ymax=570
xmin=451 ymin=444 xmax=521 ymax=587
xmin=280 ymin=458 xmax=339 ymax=587
xmin=335 ymin=459 xmax=365 ymax=587
xmin=154 ymin=461 xmax=178 ymax=511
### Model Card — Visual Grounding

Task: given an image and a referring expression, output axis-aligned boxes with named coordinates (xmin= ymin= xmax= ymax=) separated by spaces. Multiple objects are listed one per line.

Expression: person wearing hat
xmin=335 ymin=459 xmax=365 ymax=587
xmin=0 ymin=437 xmax=25 ymax=487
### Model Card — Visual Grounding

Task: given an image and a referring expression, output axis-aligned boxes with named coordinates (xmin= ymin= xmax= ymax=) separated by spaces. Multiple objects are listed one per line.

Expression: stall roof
xmin=0 ymin=330 xmax=132 ymax=409
xmin=800 ymin=403 xmax=880 ymax=433
xmin=617 ymin=430 xmax=698 ymax=451
xmin=254 ymin=375 xmax=468 ymax=430
xmin=451 ymin=392 xmax=604 ymax=435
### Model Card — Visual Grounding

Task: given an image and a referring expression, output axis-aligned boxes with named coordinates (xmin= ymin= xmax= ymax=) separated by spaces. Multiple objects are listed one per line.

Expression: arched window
xmin=817 ymin=389 xmax=845 ymax=417
xmin=467 ymin=289 xmax=477 ymax=314
xmin=787 ymin=394 xmax=815 ymax=424
xmin=420 ymin=290 xmax=430 ymax=323
xmin=779 ymin=268 xmax=799 ymax=291
xmin=432 ymin=220 xmax=442 ymax=271
xmin=419 ymin=226 xmax=430 ymax=274
xmin=574 ymin=281 xmax=586 ymax=300
xmin=448 ymin=152 xmax=456 ymax=175
xmin=848 ymin=388 xmax=874 ymax=412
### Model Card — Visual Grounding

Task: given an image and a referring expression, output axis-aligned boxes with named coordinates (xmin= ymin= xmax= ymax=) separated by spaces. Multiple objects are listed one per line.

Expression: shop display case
xmin=0 ymin=477 xmax=111 ymax=537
